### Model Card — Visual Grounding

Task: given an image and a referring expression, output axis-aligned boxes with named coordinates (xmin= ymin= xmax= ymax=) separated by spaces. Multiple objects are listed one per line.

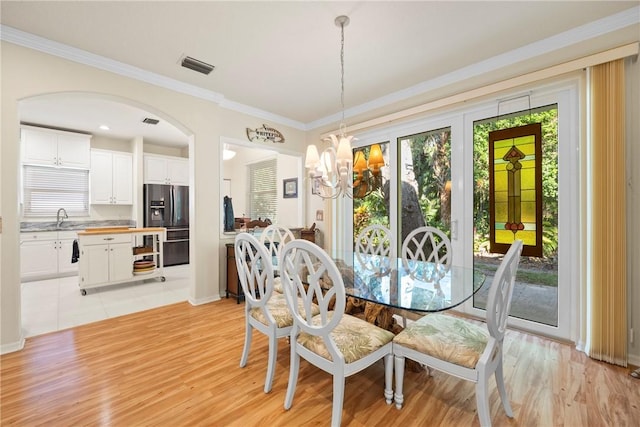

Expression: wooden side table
xmin=225 ymin=243 xmax=244 ymax=303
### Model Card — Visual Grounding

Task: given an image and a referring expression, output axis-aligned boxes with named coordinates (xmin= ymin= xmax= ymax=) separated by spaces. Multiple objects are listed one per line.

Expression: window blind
xmin=249 ymin=159 xmax=277 ymax=222
xmin=23 ymin=165 xmax=89 ymax=217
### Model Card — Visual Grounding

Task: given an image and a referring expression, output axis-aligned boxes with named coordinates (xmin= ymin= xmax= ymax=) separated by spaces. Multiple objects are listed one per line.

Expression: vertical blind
xmin=23 ymin=165 xmax=89 ymax=217
xmin=249 ymin=159 xmax=277 ymax=222
xmin=587 ymin=59 xmax=627 ymax=366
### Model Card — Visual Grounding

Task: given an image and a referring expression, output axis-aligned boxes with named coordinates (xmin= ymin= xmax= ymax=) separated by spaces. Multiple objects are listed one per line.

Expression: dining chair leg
xmin=240 ymin=322 xmax=252 ymax=367
xmin=495 ymin=358 xmax=513 ymax=417
xmin=393 ymin=355 xmax=405 ymax=409
xmin=384 ymin=353 xmax=393 ymax=404
xmin=476 ymin=374 xmax=492 ymax=427
xmin=264 ymin=332 xmax=277 ymax=393
xmin=331 ymin=375 xmax=345 ymax=427
xmin=284 ymin=345 xmax=300 ymax=410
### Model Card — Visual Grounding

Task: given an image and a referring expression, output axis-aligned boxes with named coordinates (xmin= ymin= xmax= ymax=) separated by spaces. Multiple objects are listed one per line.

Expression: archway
xmin=18 ymin=91 xmax=195 ymax=337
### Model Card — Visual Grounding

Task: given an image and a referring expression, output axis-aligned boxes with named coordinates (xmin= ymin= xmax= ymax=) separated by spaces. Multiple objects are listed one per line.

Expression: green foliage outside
xmin=353 ymin=129 xmax=452 ymax=242
xmin=353 ymin=142 xmax=390 ymax=241
xmin=352 ymin=105 xmax=559 ymax=265
xmin=410 ymin=129 xmax=451 ymax=233
xmin=353 ymin=188 xmax=387 ymax=244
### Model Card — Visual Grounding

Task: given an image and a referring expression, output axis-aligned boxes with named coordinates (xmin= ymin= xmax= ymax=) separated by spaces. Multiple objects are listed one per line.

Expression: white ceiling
xmin=1 ymin=1 xmax=639 ymax=147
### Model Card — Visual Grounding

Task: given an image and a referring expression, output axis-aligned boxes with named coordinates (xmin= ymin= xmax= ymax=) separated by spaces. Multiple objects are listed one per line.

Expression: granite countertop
xmin=20 ymin=220 xmax=136 ymax=232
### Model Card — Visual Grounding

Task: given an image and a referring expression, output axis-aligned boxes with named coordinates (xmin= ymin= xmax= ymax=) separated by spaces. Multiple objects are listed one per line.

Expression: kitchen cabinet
xmin=20 ymin=231 xmax=79 ymax=281
xmin=78 ymin=227 xmax=165 ymax=294
xmin=80 ymin=237 xmax=133 ymax=288
xmin=90 ymin=149 xmax=133 ymax=204
xmin=21 ymin=125 xmax=91 ymax=169
xmin=144 ymin=154 xmax=189 ymax=185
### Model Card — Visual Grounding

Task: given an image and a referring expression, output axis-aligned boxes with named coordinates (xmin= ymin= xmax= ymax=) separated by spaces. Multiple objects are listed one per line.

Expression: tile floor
xmin=21 ymin=264 xmax=191 ymax=338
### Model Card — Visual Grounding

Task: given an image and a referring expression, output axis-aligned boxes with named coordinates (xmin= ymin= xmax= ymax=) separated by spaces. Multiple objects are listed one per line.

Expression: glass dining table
xmin=329 ymin=252 xmax=487 ymax=314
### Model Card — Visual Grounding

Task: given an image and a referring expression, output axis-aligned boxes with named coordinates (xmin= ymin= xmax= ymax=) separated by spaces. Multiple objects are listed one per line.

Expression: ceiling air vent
xmin=181 ymin=56 xmax=215 ymax=75
xmin=142 ymin=118 xmax=159 ymax=125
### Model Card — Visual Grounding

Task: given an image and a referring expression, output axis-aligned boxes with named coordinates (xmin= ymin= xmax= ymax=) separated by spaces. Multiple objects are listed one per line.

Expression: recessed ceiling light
xmin=99 ymin=125 xmax=110 ymax=131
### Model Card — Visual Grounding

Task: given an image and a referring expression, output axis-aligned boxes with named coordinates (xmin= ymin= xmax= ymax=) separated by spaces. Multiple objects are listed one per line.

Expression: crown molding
xmin=219 ymin=99 xmax=306 ymax=130
xmin=1 ymin=24 xmax=308 ymax=131
xmin=307 ymin=5 xmax=640 ymax=131
xmin=2 ymin=5 xmax=638 ymax=133
xmin=0 ymin=25 xmax=228 ymax=105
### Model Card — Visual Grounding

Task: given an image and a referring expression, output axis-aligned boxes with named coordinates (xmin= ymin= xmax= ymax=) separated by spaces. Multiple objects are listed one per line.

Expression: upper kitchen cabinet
xmin=90 ymin=149 xmax=133 ymax=205
xmin=144 ymin=154 xmax=189 ymax=186
xmin=21 ymin=125 xmax=91 ymax=169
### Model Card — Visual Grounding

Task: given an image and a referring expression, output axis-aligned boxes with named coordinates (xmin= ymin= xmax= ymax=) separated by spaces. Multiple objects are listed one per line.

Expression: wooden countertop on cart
xmin=77 ymin=227 xmax=166 ymax=236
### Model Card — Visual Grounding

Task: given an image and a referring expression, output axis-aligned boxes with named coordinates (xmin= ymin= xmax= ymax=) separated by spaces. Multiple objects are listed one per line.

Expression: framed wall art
xmin=283 ymin=178 xmax=298 ymax=199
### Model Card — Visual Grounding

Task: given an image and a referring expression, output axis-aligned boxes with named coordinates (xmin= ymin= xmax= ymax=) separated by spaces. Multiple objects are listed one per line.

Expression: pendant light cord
xmin=340 ymin=20 xmax=345 ymax=125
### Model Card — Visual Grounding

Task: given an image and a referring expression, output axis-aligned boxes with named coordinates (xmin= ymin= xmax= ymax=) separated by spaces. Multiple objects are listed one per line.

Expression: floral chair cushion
xmin=393 ymin=314 xmax=489 ymax=369
xmin=298 ymin=312 xmax=395 ymax=364
xmin=272 ymin=277 xmax=283 ymax=294
xmin=250 ymin=293 xmax=319 ymax=328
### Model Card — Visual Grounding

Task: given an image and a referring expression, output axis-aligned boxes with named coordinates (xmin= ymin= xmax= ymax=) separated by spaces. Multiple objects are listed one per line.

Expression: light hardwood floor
xmin=2 ymin=298 xmax=639 ymax=426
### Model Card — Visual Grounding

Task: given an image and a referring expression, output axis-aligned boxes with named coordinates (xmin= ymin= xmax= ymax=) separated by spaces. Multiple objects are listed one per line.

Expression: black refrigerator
xmin=143 ymin=184 xmax=189 ymax=266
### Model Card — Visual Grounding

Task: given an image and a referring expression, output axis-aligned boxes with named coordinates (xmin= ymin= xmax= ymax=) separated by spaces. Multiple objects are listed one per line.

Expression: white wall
xmin=277 ymin=153 xmax=303 ymax=228
xmin=143 ymin=143 xmax=188 ymax=158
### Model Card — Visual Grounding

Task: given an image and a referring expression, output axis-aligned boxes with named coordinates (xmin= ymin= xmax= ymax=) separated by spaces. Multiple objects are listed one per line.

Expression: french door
xmin=346 ymin=83 xmax=577 ymax=340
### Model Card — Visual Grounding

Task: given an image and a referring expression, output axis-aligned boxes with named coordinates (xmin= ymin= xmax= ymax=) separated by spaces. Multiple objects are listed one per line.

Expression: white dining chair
xmin=279 ymin=239 xmax=395 ymax=427
xmin=354 ymin=224 xmax=393 ymax=275
xmin=401 ymin=226 xmax=452 ymax=283
xmin=392 ymin=239 xmax=523 ymax=427
xmin=235 ymin=232 xmax=314 ymax=393
xmin=260 ymin=224 xmax=296 ymax=293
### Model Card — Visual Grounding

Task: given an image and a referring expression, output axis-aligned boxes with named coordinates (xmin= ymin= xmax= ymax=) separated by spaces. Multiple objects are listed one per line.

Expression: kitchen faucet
xmin=56 ymin=207 xmax=68 ymax=228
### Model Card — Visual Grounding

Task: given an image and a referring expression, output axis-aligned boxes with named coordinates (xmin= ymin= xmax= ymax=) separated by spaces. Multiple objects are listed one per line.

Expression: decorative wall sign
xmin=246 ymin=124 xmax=285 ymax=143
xmin=488 ymin=123 xmax=543 ymax=257
xmin=283 ymin=178 xmax=298 ymax=198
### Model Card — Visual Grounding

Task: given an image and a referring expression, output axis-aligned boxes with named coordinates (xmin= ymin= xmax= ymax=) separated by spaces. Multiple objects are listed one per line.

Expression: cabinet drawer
xmin=80 ymin=233 xmax=132 ymax=245
xmin=58 ymin=230 xmax=79 ymax=240
xmin=20 ymin=232 xmax=57 ymax=242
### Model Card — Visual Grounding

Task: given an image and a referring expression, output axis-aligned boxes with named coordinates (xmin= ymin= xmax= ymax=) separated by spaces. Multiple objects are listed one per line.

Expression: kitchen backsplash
xmin=21 ymin=219 xmax=136 ymax=232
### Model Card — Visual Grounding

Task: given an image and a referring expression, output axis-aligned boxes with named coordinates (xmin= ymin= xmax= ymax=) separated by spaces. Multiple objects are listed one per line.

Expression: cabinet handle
xmin=104 ymin=237 xmax=114 ymax=241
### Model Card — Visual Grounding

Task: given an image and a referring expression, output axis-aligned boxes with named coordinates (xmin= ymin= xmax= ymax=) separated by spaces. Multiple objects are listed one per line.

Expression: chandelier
xmin=305 ymin=15 xmax=385 ymax=199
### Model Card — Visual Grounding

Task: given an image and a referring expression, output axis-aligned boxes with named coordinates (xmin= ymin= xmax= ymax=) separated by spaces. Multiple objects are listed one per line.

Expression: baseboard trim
xmin=188 ymin=295 xmax=220 ymax=306
xmin=1 ymin=337 xmax=26 ymax=355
